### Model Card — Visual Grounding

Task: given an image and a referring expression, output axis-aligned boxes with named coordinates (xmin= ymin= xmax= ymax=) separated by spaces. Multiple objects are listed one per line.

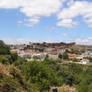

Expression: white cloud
xmin=20 ymin=0 xmax=63 ymax=17
xmin=75 ymin=37 xmax=92 ymax=45
xmin=58 ymin=1 xmax=92 ymax=19
xmin=1 ymin=39 xmax=31 ymax=45
xmin=17 ymin=20 xmax=23 ymax=26
xmin=60 ymin=33 xmax=68 ymax=36
xmin=46 ymin=26 xmax=57 ymax=32
xmin=67 ymin=0 xmax=74 ymax=6
xmin=0 ymin=0 xmax=22 ymax=9
xmin=2 ymin=38 xmax=92 ymax=45
xmin=88 ymin=24 xmax=92 ymax=28
xmin=57 ymin=1 xmax=92 ymax=28
xmin=0 ymin=0 xmax=92 ymax=28
xmin=1 ymin=39 xmax=60 ymax=45
xmin=24 ymin=18 xmax=40 ymax=27
xmin=84 ymin=19 xmax=92 ymax=28
xmin=0 ymin=0 xmax=66 ymax=26
xmin=57 ymin=19 xmax=78 ymax=28
xmin=18 ymin=20 xmax=23 ymax=24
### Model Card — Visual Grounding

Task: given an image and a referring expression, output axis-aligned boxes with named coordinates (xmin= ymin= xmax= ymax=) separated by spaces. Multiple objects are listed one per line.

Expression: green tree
xmin=72 ymin=58 xmax=79 ymax=62
xmin=65 ymin=74 xmax=74 ymax=86
xmin=11 ymin=53 xmax=18 ymax=62
xmin=58 ymin=54 xmax=62 ymax=60
xmin=45 ymin=54 xmax=49 ymax=60
xmin=0 ymin=55 xmax=9 ymax=64
xmin=88 ymin=83 xmax=92 ymax=92
xmin=77 ymin=80 xmax=88 ymax=92
xmin=21 ymin=61 xmax=63 ymax=92
xmin=0 ymin=40 xmax=10 ymax=55
xmin=62 ymin=53 xmax=69 ymax=60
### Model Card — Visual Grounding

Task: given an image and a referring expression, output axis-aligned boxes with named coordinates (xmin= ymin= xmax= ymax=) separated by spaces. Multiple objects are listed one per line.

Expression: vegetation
xmin=58 ymin=54 xmax=62 ymax=60
xmin=0 ymin=40 xmax=10 ymax=55
xmin=58 ymin=53 xmax=69 ymax=60
xmin=72 ymin=58 xmax=80 ymax=62
xmin=1 ymin=41 xmax=92 ymax=92
xmin=0 ymin=63 xmax=31 ymax=92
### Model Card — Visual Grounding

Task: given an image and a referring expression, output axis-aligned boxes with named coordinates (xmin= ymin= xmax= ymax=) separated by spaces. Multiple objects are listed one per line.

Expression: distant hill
xmin=70 ymin=45 xmax=92 ymax=51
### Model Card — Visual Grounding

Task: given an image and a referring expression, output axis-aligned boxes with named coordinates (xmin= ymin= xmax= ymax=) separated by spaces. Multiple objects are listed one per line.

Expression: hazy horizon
xmin=1 ymin=38 xmax=92 ymax=46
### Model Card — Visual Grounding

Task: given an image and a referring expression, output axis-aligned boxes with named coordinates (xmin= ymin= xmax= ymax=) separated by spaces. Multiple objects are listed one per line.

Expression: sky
xmin=0 ymin=0 xmax=92 ymax=45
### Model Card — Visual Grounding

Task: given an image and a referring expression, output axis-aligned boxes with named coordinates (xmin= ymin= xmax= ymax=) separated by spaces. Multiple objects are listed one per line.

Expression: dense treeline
xmin=0 ymin=40 xmax=10 ymax=54
xmin=0 ymin=40 xmax=92 ymax=92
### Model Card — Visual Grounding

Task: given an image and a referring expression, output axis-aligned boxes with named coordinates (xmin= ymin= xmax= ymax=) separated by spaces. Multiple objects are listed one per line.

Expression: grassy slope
xmin=0 ymin=63 xmax=29 ymax=92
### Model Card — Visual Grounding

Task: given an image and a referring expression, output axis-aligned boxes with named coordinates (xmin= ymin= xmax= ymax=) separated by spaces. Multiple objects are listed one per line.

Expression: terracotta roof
xmin=81 ymin=59 xmax=89 ymax=62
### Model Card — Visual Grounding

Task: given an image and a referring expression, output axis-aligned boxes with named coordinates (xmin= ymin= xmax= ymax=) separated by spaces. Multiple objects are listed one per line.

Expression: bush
xmin=0 ymin=55 xmax=9 ymax=64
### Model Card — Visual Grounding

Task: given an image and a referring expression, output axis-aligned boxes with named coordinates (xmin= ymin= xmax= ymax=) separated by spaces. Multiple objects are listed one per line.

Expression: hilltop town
xmin=10 ymin=42 xmax=92 ymax=65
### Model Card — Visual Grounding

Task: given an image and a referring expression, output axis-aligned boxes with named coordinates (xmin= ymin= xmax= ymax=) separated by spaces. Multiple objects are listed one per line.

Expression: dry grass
xmin=0 ymin=63 xmax=9 ymax=75
xmin=46 ymin=85 xmax=76 ymax=92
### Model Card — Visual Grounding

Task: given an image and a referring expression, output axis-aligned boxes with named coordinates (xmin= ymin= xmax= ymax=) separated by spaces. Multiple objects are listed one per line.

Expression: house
xmin=45 ymin=48 xmax=55 ymax=52
xmin=82 ymin=51 xmax=92 ymax=56
xmin=75 ymin=55 xmax=84 ymax=60
xmin=48 ymin=52 xmax=58 ymax=60
xmin=81 ymin=59 xmax=89 ymax=64
xmin=49 ymin=54 xmax=58 ymax=60
xmin=18 ymin=52 xmax=31 ymax=57
xmin=57 ymin=49 xmax=66 ymax=54
xmin=10 ymin=49 xmax=17 ymax=53
xmin=68 ymin=53 xmax=78 ymax=60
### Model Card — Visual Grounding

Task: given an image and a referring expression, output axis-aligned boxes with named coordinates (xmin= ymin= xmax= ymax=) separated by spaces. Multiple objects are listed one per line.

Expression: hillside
xmin=70 ymin=44 xmax=92 ymax=51
xmin=1 ymin=40 xmax=92 ymax=92
xmin=0 ymin=63 xmax=30 ymax=92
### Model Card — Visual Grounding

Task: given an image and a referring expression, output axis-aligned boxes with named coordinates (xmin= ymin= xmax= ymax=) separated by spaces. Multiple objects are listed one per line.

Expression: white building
xmin=75 ymin=55 xmax=84 ymax=60
xmin=81 ymin=59 xmax=89 ymax=64
xmin=45 ymin=48 xmax=55 ymax=52
xmin=57 ymin=49 xmax=66 ymax=54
